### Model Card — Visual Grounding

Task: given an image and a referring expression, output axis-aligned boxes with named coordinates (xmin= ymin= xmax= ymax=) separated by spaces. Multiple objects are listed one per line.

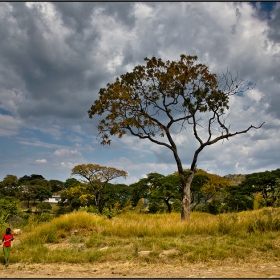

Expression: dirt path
xmin=0 ymin=261 xmax=280 ymax=278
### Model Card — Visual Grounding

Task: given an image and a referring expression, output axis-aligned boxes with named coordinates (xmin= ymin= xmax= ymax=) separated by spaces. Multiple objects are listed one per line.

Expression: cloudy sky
xmin=0 ymin=2 xmax=279 ymax=184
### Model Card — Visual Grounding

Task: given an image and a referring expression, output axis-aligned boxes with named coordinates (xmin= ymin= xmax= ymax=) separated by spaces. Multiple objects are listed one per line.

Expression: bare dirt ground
xmin=0 ymin=261 xmax=280 ymax=278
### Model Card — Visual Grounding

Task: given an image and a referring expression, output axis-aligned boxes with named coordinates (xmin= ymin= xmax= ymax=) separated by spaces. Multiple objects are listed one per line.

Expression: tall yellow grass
xmin=12 ymin=207 xmax=280 ymax=264
xmin=21 ymin=211 xmax=108 ymax=245
xmin=21 ymin=207 xmax=280 ymax=243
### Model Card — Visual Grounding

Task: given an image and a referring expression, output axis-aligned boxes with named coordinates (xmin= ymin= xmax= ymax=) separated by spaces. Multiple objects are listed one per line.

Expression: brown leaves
xmin=71 ymin=164 xmax=128 ymax=184
xmin=88 ymin=54 xmax=247 ymax=148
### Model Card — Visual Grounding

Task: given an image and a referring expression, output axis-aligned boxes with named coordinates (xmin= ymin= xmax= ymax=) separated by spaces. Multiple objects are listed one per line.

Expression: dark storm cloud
xmin=0 ymin=2 xmax=137 ymax=121
xmin=94 ymin=2 xmax=136 ymax=28
xmin=52 ymin=2 xmax=97 ymax=34
xmin=1 ymin=4 xmax=96 ymax=87
xmin=0 ymin=2 xmax=280 ymax=182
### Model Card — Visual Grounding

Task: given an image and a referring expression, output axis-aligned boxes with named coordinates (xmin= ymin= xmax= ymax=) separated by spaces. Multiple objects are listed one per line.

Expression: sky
xmin=0 ymin=2 xmax=280 ymax=185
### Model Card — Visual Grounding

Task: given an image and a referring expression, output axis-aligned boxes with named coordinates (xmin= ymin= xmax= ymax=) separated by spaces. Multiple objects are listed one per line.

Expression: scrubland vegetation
xmin=1 ymin=168 xmax=280 ymax=266
xmin=4 ymin=208 xmax=280 ymax=265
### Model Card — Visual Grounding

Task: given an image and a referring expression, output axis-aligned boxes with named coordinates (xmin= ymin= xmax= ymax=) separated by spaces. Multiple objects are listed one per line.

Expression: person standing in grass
xmin=1 ymin=228 xmax=14 ymax=267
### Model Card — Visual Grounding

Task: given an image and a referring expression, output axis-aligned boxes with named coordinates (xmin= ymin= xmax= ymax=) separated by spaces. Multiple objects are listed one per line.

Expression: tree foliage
xmin=59 ymin=185 xmax=94 ymax=210
xmin=140 ymin=173 xmax=181 ymax=213
xmin=20 ymin=185 xmax=37 ymax=208
xmin=100 ymin=183 xmax=132 ymax=210
xmin=64 ymin=178 xmax=82 ymax=190
xmin=17 ymin=174 xmax=52 ymax=206
xmin=0 ymin=196 xmax=23 ymax=226
xmin=18 ymin=174 xmax=45 ymax=184
xmin=49 ymin=179 xmax=65 ymax=193
xmin=239 ymin=169 xmax=280 ymax=207
xmin=88 ymin=54 xmax=264 ymax=220
xmin=71 ymin=164 xmax=128 ymax=213
xmin=0 ymin=175 xmax=20 ymax=198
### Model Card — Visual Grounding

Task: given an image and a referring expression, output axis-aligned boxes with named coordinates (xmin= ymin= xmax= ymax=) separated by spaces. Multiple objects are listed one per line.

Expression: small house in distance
xmin=45 ymin=195 xmax=61 ymax=203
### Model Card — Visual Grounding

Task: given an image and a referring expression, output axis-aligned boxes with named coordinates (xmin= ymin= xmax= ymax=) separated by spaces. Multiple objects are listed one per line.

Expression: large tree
xmin=71 ymin=164 xmax=128 ymax=213
xmin=19 ymin=176 xmax=52 ymax=206
xmin=88 ymin=54 xmax=264 ymax=220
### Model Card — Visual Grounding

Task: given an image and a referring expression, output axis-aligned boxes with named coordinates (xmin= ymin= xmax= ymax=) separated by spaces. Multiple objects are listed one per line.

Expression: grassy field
xmin=4 ymin=207 xmax=280 ymax=265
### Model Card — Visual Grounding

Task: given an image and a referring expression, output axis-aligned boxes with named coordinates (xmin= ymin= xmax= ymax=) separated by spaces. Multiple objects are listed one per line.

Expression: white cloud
xmin=0 ymin=114 xmax=22 ymax=136
xmin=35 ymin=159 xmax=47 ymax=163
xmin=18 ymin=138 xmax=66 ymax=149
xmin=125 ymin=175 xmax=139 ymax=185
xmin=60 ymin=161 xmax=74 ymax=168
xmin=53 ymin=149 xmax=85 ymax=170
xmin=106 ymin=156 xmax=176 ymax=183
xmin=54 ymin=148 xmax=82 ymax=157
xmin=0 ymin=89 xmax=25 ymax=115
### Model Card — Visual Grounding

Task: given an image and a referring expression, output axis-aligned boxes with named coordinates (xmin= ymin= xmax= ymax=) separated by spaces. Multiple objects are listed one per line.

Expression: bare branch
xmin=190 ymin=122 xmax=265 ymax=171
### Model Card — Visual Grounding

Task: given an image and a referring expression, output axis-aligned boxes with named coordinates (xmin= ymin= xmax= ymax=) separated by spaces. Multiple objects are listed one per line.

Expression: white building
xmin=44 ymin=195 xmax=61 ymax=203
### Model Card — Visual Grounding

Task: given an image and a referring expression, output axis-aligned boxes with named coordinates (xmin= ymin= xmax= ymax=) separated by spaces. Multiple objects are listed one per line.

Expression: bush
xmin=38 ymin=213 xmax=54 ymax=223
xmin=0 ymin=196 xmax=25 ymax=227
xmin=36 ymin=202 xmax=52 ymax=213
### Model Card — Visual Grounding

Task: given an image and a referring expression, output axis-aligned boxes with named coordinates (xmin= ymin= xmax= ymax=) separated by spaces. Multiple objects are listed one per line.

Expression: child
xmin=2 ymin=228 xmax=14 ymax=267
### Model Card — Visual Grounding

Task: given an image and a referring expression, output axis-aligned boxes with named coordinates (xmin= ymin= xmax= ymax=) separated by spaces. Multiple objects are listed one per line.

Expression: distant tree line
xmin=1 ymin=165 xmax=280 ymax=223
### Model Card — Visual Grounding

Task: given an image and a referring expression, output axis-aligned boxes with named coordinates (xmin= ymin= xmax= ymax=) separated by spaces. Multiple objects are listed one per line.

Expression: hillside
xmin=223 ymin=173 xmax=246 ymax=186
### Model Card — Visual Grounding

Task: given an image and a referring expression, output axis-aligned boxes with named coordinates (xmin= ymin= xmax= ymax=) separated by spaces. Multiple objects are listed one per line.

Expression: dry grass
xmin=8 ymin=208 xmax=280 ymax=265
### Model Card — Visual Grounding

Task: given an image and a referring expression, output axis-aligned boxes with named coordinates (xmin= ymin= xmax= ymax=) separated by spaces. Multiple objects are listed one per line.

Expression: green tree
xmin=130 ymin=173 xmax=181 ymax=213
xmin=64 ymin=178 xmax=82 ymax=189
xmin=189 ymin=173 xmax=209 ymax=211
xmin=18 ymin=174 xmax=45 ymax=185
xmin=20 ymin=185 xmax=37 ymax=208
xmin=71 ymin=164 xmax=128 ymax=213
xmin=35 ymin=185 xmax=52 ymax=202
xmin=19 ymin=177 xmax=52 ymax=205
xmin=238 ymin=169 xmax=280 ymax=207
xmin=100 ymin=183 xmax=132 ymax=210
xmin=0 ymin=196 xmax=23 ymax=226
xmin=130 ymin=178 xmax=150 ymax=207
xmin=49 ymin=179 xmax=65 ymax=193
xmin=88 ymin=54 xmax=264 ymax=220
xmin=223 ymin=184 xmax=254 ymax=212
xmin=0 ymin=175 xmax=20 ymax=198
xmin=59 ymin=185 xmax=94 ymax=210
xmin=168 ymin=169 xmax=231 ymax=212
xmin=192 ymin=169 xmax=232 ymax=211
xmin=147 ymin=173 xmax=181 ymax=213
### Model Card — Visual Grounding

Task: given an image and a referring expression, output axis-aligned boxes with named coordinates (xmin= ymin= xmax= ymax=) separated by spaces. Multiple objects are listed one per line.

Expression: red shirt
xmin=2 ymin=233 xmax=13 ymax=247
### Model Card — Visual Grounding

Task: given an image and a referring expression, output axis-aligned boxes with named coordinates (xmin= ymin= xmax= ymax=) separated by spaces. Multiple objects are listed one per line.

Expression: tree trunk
xmin=169 ymin=142 xmax=197 ymax=220
xmin=164 ymin=199 xmax=172 ymax=213
xmin=181 ymin=170 xmax=196 ymax=220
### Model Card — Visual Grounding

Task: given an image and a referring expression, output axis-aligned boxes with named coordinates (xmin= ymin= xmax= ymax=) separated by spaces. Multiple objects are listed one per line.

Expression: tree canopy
xmin=71 ymin=163 xmax=128 ymax=213
xmin=0 ymin=175 xmax=19 ymax=198
xmin=239 ymin=169 xmax=280 ymax=207
xmin=89 ymin=54 xmax=264 ymax=220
